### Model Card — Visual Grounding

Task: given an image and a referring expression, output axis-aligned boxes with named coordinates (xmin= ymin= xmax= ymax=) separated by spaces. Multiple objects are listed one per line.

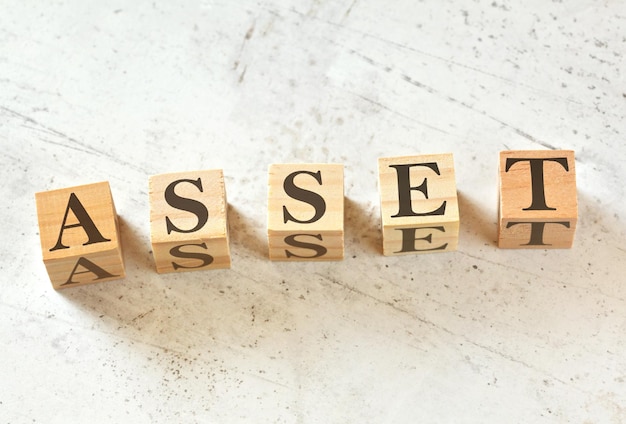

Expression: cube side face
xmin=268 ymin=230 xmax=344 ymax=261
xmin=267 ymin=164 xmax=344 ymax=261
xmin=382 ymin=221 xmax=459 ymax=256
xmin=378 ymin=154 xmax=459 ymax=256
xmin=498 ymin=150 xmax=577 ymax=249
xmin=149 ymin=169 xmax=231 ymax=273
xmin=498 ymin=219 xmax=577 ymax=249
xmin=152 ymin=238 xmax=231 ymax=273
xmin=44 ymin=248 xmax=125 ymax=289
xmin=35 ymin=181 xmax=125 ymax=289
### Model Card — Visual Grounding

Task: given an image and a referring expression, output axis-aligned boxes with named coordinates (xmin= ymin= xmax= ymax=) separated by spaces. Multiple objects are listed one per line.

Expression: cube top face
xmin=149 ymin=169 xmax=228 ymax=244
xmin=267 ymin=164 xmax=344 ymax=234
xmin=35 ymin=181 xmax=120 ymax=261
xmin=499 ymin=150 xmax=577 ymax=222
xmin=378 ymin=153 xmax=459 ymax=229
xmin=498 ymin=150 xmax=577 ymax=249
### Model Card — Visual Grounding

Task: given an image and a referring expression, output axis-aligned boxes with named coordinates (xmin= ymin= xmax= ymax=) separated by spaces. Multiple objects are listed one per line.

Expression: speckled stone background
xmin=1 ymin=1 xmax=625 ymax=422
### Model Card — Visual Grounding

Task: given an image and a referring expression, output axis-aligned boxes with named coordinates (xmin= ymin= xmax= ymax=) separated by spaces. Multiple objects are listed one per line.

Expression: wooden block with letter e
xmin=268 ymin=163 xmax=344 ymax=261
xmin=378 ymin=153 xmax=459 ymax=256
xmin=35 ymin=181 xmax=125 ymax=289
xmin=498 ymin=150 xmax=577 ymax=248
xmin=149 ymin=169 xmax=231 ymax=273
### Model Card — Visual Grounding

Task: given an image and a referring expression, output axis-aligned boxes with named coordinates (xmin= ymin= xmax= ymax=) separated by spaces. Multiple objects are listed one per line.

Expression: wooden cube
xmin=35 ymin=181 xmax=125 ymax=289
xmin=498 ymin=150 xmax=577 ymax=248
xmin=268 ymin=164 xmax=344 ymax=261
xmin=378 ymin=154 xmax=459 ymax=256
xmin=149 ymin=169 xmax=230 ymax=273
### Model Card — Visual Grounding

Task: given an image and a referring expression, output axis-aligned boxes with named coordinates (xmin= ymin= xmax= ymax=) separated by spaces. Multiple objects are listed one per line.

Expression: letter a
xmin=50 ymin=193 xmax=111 ymax=251
xmin=63 ymin=257 xmax=119 ymax=286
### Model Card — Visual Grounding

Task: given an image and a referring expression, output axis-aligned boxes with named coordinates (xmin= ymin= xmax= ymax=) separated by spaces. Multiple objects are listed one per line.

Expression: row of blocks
xmin=35 ymin=150 xmax=578 ymax=289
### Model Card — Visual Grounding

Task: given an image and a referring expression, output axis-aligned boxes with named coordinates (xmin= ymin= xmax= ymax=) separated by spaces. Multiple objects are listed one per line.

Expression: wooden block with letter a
xmin=35 ymin=181 xmax=125 ymax=289
xmin=268 ymin=164 xmax=344 ymax=261
xmin=149 ymin=169 xmax=231 ymax=273
xmin=378 ymin=153 xmax=459 ymax=256
xmin=498 ymin=150 xmax=577 ymax=248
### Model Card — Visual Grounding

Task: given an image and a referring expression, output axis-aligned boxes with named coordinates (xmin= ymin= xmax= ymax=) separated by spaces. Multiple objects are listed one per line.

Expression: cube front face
xmin=35 ymin=181 xmax=125 ymax=289
xmin=378 ymin=154 xmax=459 ymax=256
xmin=498 ymin=150 xmax=577 ymax=248
xmin=149 ymin=169 xmax=231 ymax=273
xmin=267 ymin=164 xmax=344 ymax=261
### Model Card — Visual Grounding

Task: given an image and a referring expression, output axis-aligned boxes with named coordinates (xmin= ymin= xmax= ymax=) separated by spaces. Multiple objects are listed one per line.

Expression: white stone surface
xmin=1 ymin=0 xmax=625 ymax=422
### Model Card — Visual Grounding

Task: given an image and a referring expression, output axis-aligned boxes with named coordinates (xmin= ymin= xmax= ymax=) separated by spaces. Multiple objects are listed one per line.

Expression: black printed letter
xmin=170 ymin=243 xmax=214 ymax=270
xmin=283 ymin=170 xmax=327 ymax=224
xmin=390 ymin=163 xmax=446 ymax=218
xmin=284 ymin=234 xmax=328 ymax=259
xmin=63 ymin=257 xmax=118 ymax=286
xmin=505 ymin=221 xmax=570 ymax=246
xmin=165 ymin=178 xmax=209 ymax=234
xmin=50 ymin=193 xmax=111 ymax=251
xmin=505 ymin=157 xmax=569 ymax=211
xmin=394 ymin=226 xmax=448 ymax=253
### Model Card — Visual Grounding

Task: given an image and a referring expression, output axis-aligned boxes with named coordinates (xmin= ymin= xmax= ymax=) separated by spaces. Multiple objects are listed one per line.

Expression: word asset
xmin=34 ymin=150 xmax=577 ymax=289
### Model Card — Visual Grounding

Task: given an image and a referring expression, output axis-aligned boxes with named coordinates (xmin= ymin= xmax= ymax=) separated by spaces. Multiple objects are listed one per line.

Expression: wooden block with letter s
xmin=35 ymin=181 xmax=125 ymax=289
xmin=498 ymin=150 xmax=577 ymax=248
xmin=149 ymin=169 xmax=231 ymax=273
xmin=378 ymin=153 xmax=459 ymax=256
xmin=267 ymin=163 xmax=344 ymax=261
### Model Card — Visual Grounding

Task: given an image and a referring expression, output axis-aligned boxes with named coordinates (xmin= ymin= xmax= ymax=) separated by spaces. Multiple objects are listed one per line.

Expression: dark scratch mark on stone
xmin=309 ymin=12 xmax=584 ymax=106
xmin=131 ymin=308 xmax=155 ymax=323
xmin=400 ymin=74 xmax=558 ymax=149
xmin=314 ymin=271 xmax=610 ymax=397
xmin=344 ymin=0 xmax=358 ymax=18
xmin=343 ymin=45 xmax=565 ymax=147
xmin=245 ymin=22 xmax=255 ymax=40
xmin=350 ymin=92 xmax=451 ymax=135
xmin=1 ymin=105 xmax=145 ymax=173
xmin=234 ymin=21 xmax=256 ymax=70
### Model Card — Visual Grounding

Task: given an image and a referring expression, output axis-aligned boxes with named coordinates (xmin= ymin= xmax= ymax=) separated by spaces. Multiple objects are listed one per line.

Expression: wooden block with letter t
xmin=267 ymin=164 xmax=344 ymax=261
xmin=35 ymin=181 xmax=125 ymax=289
xmin=498 ymin=150 xmax=577 ymax=248
xmin=149 ymin=169 xmax=231 ymax=273
xmin=378 ymin=153 xmax=459 ymax=256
